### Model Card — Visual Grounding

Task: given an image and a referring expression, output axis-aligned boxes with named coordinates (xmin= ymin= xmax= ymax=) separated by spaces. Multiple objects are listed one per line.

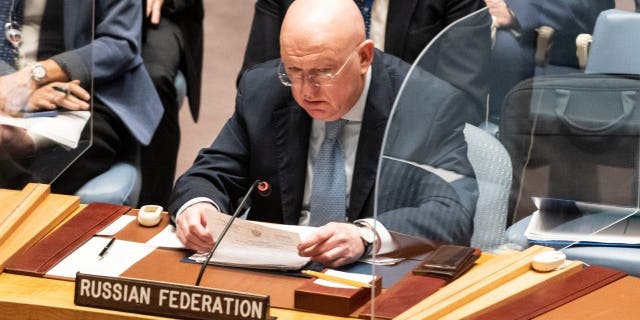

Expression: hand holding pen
xmin=26 ymin=80 xmax=90 ymax=112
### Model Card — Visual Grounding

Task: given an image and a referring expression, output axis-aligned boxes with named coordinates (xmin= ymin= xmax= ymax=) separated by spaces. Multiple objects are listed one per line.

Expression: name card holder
xmin=294 ymin=275 xmax=382 ymax=317
xmin=75 ymin=273 xmax=271 ymax=320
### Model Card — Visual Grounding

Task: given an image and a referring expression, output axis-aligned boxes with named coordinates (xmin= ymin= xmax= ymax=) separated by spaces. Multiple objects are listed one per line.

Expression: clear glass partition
xmin=371 ymin=1 xmax=640 ymax=316
xmin=0 ymin=1 xmax=93 ymax=191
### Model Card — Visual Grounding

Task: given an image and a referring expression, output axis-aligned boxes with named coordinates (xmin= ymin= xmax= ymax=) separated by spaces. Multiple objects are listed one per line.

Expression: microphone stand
xmin=194 ymin=180 xmax=262 ymax=286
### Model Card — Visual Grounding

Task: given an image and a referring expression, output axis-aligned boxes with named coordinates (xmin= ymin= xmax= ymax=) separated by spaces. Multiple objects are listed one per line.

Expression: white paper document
xmin=525 ymin=197 xmax=640 ymax=246
xmin=96 ymin=215 xmax=136 ymax=236
xmin=146 ymin=225 xmax=187 ymax=249
xmin=46 ymin=237 xmax=156 ymax=279
xmin=0 ymin=111 xmax=90 ymax=149
xmin=188 ymin=211 xmax=313 ymax=270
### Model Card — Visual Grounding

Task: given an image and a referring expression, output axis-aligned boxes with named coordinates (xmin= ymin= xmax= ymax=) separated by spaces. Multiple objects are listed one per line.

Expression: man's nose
xmin=299 ymin=77 xmax=319 ymax=97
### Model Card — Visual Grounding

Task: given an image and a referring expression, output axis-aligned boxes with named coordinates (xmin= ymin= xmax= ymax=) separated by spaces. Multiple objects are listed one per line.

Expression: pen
xmin=98 ymin=237 xmax=116 ymax=260
xmin=301 ymin=270 xmax=372 ymax=288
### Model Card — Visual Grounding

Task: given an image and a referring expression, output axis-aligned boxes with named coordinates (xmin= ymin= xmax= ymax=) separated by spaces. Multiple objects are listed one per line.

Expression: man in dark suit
xmin=239 ymin=0 xmax=492 ymax=122
xmin=170 ymin=0 xmax=476 ymax=267
xmin=139 ymin=0 xmax=204 ymax=208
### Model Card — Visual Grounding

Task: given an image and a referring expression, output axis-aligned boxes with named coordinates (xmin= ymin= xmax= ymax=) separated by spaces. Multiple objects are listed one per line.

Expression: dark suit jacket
xmin=170 ymin=51 xmax=477 ymax=245
xmin=239 ymin=0 xmax=491 ymax=122
xmin=143 ymin=0 xmax=204 ymax=121
xmin=51 ymin=0 xmax=163 ymax=145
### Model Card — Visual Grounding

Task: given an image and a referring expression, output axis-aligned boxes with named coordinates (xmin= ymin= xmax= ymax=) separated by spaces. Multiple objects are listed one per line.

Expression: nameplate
xmin=74 ymin=273 xmax=270 ymax=320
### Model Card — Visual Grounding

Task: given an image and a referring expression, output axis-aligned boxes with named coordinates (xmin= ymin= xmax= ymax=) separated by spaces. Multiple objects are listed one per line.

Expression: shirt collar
xmin=342 ymin=67 xmax=371 ymax=122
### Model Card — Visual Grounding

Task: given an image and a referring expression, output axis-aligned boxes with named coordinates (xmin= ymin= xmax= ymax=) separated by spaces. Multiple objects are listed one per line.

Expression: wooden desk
xmin=0 ymin=272 xmax=347 ymax=320
xmin=0 ymin=187 xmax=354 ymax=319
xmin=2 ymin=187 xmax=639 ymax=319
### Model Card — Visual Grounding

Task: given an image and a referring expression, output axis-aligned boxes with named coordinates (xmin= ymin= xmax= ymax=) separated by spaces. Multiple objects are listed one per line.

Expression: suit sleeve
xmin=168 ymin=76 xmax=253 ymax=222
xmin=375 ymin=72 xmax=478 ymax=245
xmin=51 ymin=0 xmax=143 ymax=86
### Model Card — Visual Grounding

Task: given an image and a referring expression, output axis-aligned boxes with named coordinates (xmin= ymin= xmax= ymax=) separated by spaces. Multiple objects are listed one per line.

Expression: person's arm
xmin=0 ymin=59 xmax=72 ymax=114
xmin=51 ymin=0 xmax=144 ymax=87
xmin=373 ymin=74 xmax=478 ymax=246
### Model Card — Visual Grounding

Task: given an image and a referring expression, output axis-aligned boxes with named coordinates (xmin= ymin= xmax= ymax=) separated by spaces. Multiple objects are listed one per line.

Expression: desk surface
xmin=2 ymin=187 xmax=639 ymax=319
xmin=0 ymin=272 xmax=346 ymax=320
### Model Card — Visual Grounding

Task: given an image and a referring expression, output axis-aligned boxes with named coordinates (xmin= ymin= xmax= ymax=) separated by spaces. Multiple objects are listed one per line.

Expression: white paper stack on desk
xmin=525 ymin=197 xmax=640 ymax=247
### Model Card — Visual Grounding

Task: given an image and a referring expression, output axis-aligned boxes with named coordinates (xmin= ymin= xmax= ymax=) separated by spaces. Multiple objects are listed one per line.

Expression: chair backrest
xmin=585 ymin=9 xmax=640 ymax=75
xmin=463 ymin=124 xmax=512 ymax=251
xmin=75 ymin=162 xmax=141 ymax=206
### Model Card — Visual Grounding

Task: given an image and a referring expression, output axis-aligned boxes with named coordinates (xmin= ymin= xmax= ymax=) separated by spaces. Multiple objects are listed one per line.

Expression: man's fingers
xmin=151 ymin=0 xmax=163 ymax=25
xmin=298 ymin=226 xmax=333 ymax=250
xmin=69 ymin=81 xmax=90 ymax=100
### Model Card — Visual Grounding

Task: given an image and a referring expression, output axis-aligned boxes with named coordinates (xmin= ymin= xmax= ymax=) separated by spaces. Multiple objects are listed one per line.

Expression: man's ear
xmin=357 ymin=40 xmax=375 ymax=74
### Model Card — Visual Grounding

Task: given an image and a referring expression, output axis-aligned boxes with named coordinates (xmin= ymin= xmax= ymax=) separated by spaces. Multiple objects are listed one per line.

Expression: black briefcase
xmin=499 ymin=73 xmax=640 ymax=223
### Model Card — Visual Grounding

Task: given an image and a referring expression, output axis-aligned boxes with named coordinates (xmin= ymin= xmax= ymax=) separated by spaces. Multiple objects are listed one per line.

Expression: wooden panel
xmin=535 ymin=276 xmax=640 ymax=320
xmin=0 ymin=192 xmax=80 ymax=270
xmin=441 ymin=261 xmax=583 ymax=319
xmin=0 ymin=184 xmax=49 ymax=246
xmin=395 ymin=245 xmax=551 ymax=320
xmin=0 ymin=273 xmax=350 ymax=320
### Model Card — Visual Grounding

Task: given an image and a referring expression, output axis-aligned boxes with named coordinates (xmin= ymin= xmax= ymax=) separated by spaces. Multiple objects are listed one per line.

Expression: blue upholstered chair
xmin=505 ymin=9 xmax=640 ymax=276
xmin=75 ymin=71 xmax=187 ymax=206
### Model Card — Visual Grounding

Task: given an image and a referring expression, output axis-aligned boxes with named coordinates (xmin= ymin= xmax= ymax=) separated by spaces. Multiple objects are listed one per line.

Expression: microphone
xmin=257 ymin=181 xmax=271 ymax=197
xmin=194 ymin=180 xmax=270 ymax=286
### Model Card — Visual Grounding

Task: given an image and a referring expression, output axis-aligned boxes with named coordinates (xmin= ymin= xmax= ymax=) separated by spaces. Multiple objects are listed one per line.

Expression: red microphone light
xmin=257 ymin=181 xmax=271 ymax=197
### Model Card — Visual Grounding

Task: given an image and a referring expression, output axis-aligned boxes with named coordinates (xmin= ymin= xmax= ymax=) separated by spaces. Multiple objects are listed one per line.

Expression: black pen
xmin=98 ymin=237 xmax=116 ymax=260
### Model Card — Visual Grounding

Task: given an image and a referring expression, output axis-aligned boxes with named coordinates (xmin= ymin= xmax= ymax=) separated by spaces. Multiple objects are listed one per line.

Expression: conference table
xmin=1 ymin=185 xmax=639 ymax=320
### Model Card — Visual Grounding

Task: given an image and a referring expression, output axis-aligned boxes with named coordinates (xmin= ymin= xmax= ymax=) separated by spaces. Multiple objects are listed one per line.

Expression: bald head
xmin=280 ymin=0 xmax=365 ymax=55
xmin=278 ymin=0 xmax=374 ymax=122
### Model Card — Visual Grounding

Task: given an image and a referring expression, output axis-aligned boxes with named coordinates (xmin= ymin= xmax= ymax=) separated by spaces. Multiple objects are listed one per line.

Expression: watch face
xmin=358 ymin=226 xmax=375 ymax=244
xmin=32 ymin=65 xmax=46 ymax=79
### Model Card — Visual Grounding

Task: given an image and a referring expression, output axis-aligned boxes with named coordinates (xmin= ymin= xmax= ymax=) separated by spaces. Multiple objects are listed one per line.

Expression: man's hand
xmin=297 ymin=222 xmax=364 ymax=268
xmin=0 ymin=68 xmax=37 ymax=115
xmin=146 ymin=0 xmax=164 ymax=25
xmin=27 ymin=80 xmax=90 ymax=111
xmin=175 ymin=202 xmax=216 ymax=253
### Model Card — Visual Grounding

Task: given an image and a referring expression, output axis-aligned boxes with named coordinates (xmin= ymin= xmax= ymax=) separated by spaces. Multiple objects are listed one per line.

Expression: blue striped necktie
xmin=310 ymin=119 xmax=348 ymax=226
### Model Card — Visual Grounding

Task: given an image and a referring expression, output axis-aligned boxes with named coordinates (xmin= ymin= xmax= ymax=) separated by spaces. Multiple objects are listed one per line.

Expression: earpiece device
xmin=138 ymin=205 xmax=163 ymax=227
xmin=531 ymin=250 xmax=566 ymax=272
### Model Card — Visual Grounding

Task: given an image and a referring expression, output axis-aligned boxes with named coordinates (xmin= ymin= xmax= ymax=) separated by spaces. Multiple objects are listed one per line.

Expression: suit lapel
xmin=348 ymin=52 xmax=396 ymax=220
xmin=385 ymin=0 xmax=418 ymax=57
xmin=273 ymin=100 xmax=311 ymax=224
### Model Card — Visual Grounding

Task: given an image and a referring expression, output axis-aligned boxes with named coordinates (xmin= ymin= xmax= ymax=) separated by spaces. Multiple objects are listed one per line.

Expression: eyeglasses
xmin=278 ymin=50 xmax=356 ymax=87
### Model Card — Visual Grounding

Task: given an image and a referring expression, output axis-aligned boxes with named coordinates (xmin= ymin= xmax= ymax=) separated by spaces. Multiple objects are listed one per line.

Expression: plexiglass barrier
xmin=0 ymin=1 xmax=93 ymax=190
xmin=369 ymin=0 xmax=640 ymax=317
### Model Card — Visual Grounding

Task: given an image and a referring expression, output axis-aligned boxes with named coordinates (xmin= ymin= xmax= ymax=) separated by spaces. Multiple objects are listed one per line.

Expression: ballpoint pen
xmin=98 ymin=237 xmax=116 ymax=260
xmin=301 ymin=270 xmax=373 ymax=288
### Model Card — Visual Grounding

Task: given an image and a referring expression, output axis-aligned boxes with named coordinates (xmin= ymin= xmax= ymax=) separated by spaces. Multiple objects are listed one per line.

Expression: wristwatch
xmin=354 ymin=220 xmax=377 ymax=257
xmin=30 ymin=63 xmax=48 ymax=84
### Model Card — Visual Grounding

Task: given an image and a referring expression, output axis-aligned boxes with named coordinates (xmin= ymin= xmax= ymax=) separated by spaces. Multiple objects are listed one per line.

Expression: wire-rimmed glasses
xmin=277 ymin=50 xmax=356 ymax=87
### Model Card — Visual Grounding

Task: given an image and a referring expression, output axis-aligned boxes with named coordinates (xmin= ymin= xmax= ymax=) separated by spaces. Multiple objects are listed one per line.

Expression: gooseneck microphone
xmin=194 ymin=180 xmax=270 ymax=286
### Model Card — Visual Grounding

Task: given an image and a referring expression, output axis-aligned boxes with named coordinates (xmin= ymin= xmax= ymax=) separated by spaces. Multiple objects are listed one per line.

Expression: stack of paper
xmin=188 ymin=211 xmax=314 ymax=270
xmin=524 ymin=197 xmax=640 ymax=246
xmin=0 ymin=111 xmax=90 ymax=149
